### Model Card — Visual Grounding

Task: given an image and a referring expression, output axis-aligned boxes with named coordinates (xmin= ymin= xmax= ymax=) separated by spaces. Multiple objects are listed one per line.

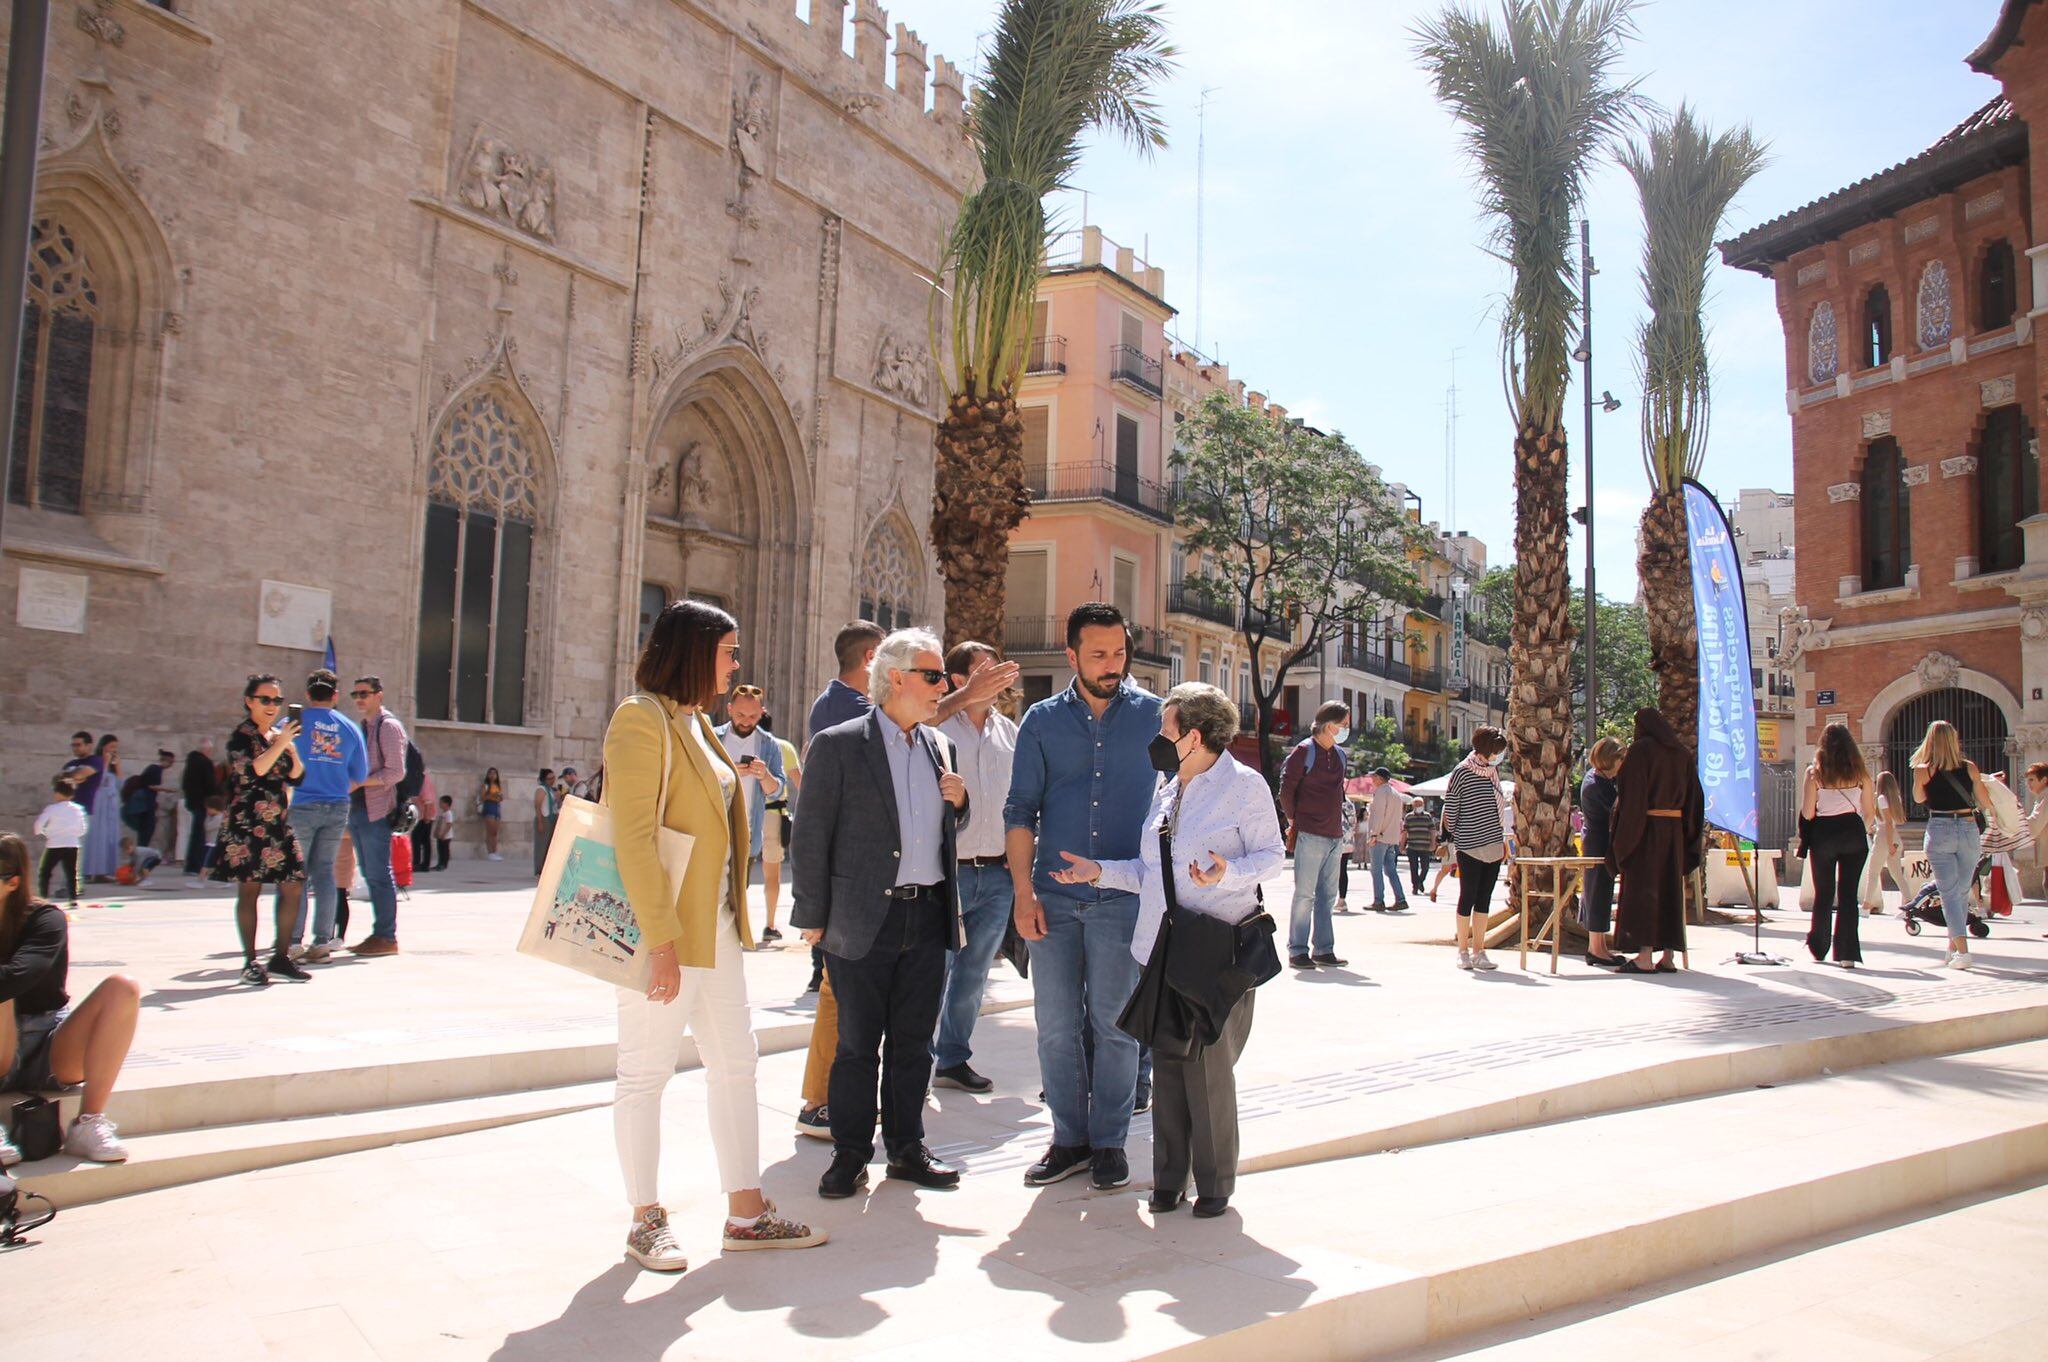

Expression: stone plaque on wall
xmin=258 ymin=579 xmax=332 ymax=652
xmin=16 ymin=566 xmax=87 ymax=634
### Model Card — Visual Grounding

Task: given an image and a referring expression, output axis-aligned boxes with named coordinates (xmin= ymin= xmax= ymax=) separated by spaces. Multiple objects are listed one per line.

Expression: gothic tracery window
xmin=8 ymin=219 xmax=98 ymax=513
xmin=417 ymin=387 xmax=543 ymax=726
xmin=858 ymin=517 xmax=919 ymax=632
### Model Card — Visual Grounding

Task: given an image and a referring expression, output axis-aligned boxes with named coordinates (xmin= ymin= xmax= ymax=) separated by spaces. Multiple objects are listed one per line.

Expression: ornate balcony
xmin=1167 ymin=583 xmax=1236 ymax=628
xmin=1027 ymin=461 xmax=1173 ymax=524
xmin=1110 ymin=343 xmax=1163 ymax=399
xmin=1025 ymin=335 xmax=1067 ymax=376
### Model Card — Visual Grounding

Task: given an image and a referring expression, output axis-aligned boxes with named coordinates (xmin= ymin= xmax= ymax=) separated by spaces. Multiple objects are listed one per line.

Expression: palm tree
xmin=1415 ymin=0 xmax=1644 ymax=866
xmin=930 ymin=0 xmax=1175 ymax=649
xmin=1622 ymin=106 xmax=1768 ymax=750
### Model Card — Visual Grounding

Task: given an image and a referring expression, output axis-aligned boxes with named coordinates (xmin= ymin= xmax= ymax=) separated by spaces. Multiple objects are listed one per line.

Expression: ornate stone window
xmin=1860 ymin=285 xmax=1893 ymax=369
xmin=1978 ymin=238 xmax=2018 ymax=331
xmin=417 ymin=387 xmax=545 ymax=726
xmin=1807 ymin=301 xmax=1838 ymax=384
xmin=1860 ymin=436 xmax=1910 ymax=590
xmin=8 ymin=219 xmax=97 ymax=512
xmin=1975 ymin=405 xmax=2037 ymax=574
xmin=858 ymin=515 xmax=920 ymax=632
xmin=1915 ymin=260 xmax=1952 ymax=349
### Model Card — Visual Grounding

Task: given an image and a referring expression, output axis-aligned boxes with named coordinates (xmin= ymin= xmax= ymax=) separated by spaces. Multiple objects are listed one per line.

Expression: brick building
xmin=0 ymin=0 xmax=973 ymax=847
xmin=1720 ymin=0 xmax=2048 ymax=814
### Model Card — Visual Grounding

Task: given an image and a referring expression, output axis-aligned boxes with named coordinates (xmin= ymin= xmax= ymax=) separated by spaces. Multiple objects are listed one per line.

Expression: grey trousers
xmin=1151 ymin=989 xmax=1255 ymax=1199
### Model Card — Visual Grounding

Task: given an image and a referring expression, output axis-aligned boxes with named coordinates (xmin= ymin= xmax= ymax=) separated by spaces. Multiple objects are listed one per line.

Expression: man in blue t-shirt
xmin=290 ymin=668 xmax=369 ymax=960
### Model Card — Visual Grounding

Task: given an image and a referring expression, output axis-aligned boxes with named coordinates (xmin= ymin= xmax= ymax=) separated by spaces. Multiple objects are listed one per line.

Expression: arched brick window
xmin=1860 ymin=436 xmax=1910 ymax=590
xmin=1978 ymin=238 xmax=2018 ymax=332
xmin=1976 ymin=405 xmax=2037 ymax=574
xmin=1861 ymin=285 xmax=1893 ymax=369
xmin=7 ymin=219 xmax=97 ymax=512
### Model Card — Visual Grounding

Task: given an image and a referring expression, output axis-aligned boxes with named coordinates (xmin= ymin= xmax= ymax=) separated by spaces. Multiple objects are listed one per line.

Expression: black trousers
xmin=411 ymin=823 xmax=433 ymax=871
xmin=1807 ymin=814 xmax=1867 ymax=964
xmin=435 ymin=837 xmax=451 ymax=870
xmin=39 ymin=847 xmax=79 ymax=901
xmin=185 ymin=801 xmax=210 ymax=870
xmin=1408 ymin=850 xmax=1431 ymax=893
xmin=824 ymin=894 xmax=949 ymax=1161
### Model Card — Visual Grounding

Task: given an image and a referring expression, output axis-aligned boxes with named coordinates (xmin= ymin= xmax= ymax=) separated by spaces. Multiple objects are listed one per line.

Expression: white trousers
xmin=613 ymin=910 xmax=759 ymax=1206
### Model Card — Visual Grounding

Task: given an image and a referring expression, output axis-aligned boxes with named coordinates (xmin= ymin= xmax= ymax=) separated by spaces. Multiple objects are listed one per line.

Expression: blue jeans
xmin=348 ymin=801 xmax=400 ymax=941
xmin=1923 ymin=815 xmax=1983 ymax=938
xmin=1289 ymin=832 xmax=1343 ymax=955
xmin=933 ymin=864 xmax=1015 ymax=1070
xmin=290 ymin=801 xmax=351 ymax=945
xmin=1029 ymin=891 xmax=1141 ymax=1149
xmin=1369 ymin=842 xmax=1407 ymax=906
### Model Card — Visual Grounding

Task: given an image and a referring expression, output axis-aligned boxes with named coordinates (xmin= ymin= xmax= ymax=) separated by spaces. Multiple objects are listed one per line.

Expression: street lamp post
xmin=1575 ymin=219 xmax=1598 ymax=756
xmin=0 ymin=0 xmax=52 ymax=547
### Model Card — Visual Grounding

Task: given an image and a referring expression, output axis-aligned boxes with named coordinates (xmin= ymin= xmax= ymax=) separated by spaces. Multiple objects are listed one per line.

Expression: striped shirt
xmin=1441 ymin=760 xmax=1506 ymax=855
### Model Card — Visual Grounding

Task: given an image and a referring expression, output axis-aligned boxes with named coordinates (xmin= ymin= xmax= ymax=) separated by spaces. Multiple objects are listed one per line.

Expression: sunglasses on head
xmin=732 ymin=685 xmax=764 ymax=698
xmin=902 ymin=667 xmax=947 ymax=686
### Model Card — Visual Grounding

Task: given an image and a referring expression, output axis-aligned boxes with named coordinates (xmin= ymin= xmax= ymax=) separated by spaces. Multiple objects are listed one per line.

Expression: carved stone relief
xmin=726 ymin=73 xmax=771 ymax=230
xmin=1965 ymin=189 xmax=2005 ymax=222
xmin=455 ymin=125 xmax=557 ymax=241
xmin=872 ymin=332 xmax=934 ymax=409
xmin=1942 ymin=455 xmax=1979 ymax=479
xmin=1915 ymin=650 xmax=1962 ymax=691
xmin=1808 ymin=302 xmax=1838 ymax=384
xmin=2021 ymin=604 xmax=2048 ymax=643
xmin=1827 ymin=482 xmax=1861 ymax=503
xmin=1901 ymin=463 xmax=1930 ymax=487
xmin=1981 ymin=374 xmax=2017 ymax=408
xmin=1860 ymin=409 xmax=1892 ymax=439
xmin=76 ymin=0 xmax=124 ymax=47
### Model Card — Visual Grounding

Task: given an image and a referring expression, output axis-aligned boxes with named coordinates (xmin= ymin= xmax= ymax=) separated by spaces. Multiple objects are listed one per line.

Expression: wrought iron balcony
xmin=1412 ymin=591 xmax=1446 ymax=619
xmin=1412 ymin=667 xmax=1446 ymax=694
xmin=1110 ymin=343 xmax=1163 ymax=399
xmin=1130 ymin=625 xmax=1173 ymax=667
xmin=1167 ymin=583 xmax=1236 ymax=628
xmin=1003 ymin=615 xmax=1064 ymax=655
xmin=1026 ymin=461 xmax=1173 ymax=524
xmin=1025 ymin=335 xmax=1067 ymax=376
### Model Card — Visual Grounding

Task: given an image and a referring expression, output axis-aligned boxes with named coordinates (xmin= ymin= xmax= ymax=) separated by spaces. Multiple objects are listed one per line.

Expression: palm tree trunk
xmin=1638 ymin=487 xmax=1698 ymax=751
xmin=932 ymin=385 xmax=1030 ymax=649
xmin=1508 ymin=417 xmax=1576 ymax=867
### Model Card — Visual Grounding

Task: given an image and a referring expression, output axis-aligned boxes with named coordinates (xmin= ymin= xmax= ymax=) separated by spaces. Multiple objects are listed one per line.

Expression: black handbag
xmin=1116 ymin=907 xmax=1200 ymax=1061
xmin=7 ymin=1095 xmax=62 ymax=1163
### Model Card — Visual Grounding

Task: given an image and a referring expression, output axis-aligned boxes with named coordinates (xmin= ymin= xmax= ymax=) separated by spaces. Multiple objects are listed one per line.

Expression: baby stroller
xmin=1900 ymin=880 xmax=1991 ymax=939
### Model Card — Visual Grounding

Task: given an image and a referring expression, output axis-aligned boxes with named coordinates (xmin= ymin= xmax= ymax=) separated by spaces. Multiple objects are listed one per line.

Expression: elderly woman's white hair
xmin=868 ymin=627 xmax=945 ymax=705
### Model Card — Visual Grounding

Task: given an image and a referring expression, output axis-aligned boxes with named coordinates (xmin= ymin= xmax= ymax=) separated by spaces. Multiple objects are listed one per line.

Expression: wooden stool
xmin=1515 ymin=856 xmax=1606 ymax=974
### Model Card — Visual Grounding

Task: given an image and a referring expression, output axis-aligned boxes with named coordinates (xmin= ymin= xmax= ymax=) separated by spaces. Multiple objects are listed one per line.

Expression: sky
xmin=875 ymin=0 xmax=2012 ymax=597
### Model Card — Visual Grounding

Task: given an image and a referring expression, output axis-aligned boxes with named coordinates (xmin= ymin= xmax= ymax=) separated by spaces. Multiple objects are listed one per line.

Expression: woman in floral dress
xmin=211 ymin=673 xmax=310 ymax=987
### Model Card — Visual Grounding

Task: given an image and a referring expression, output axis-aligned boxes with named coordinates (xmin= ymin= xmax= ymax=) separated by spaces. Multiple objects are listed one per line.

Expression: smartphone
xmin=738 ymin=755 xmax=757 ymax=768
xmin=285 ymin=703 xmax=305 ymax=727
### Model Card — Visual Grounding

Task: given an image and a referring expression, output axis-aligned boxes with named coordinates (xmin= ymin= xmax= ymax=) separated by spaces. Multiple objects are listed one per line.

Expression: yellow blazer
xmin=602 ymin=693 xmax=755 ymax=968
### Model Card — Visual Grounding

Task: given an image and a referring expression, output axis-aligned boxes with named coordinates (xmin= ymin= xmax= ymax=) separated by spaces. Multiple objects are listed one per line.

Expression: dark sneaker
xmin=1311 ymin=952 xmax=1348 ymax=967
xmin=1024 ymin=1143 xmax=1093 ymax=1187
xmin=1192 ymin=1195 xmax=1230 ymax=1218
xmin=805 ymin=968 xmax=823 ymax=993
xmin=1289 ymin=954 xmax=1317 ymax=970
xmin=932 ymin=1063 xmax=993 ymax=1093
xmin=818 ymin=1149 xmax=870 ymax=1199
xmin=1134 ymin=1081 xmax=1152 ymax=1115
xmin=240 ymin=962 xmax=270 ymax=987
xmin=267 ymin=953 xmax=312 ymax=982
xmin=758 ymin=926 xmax=783 ymax=943
xmin=1090 ymin=1147 xmax=1131 ymax=1191
xmin=794 ymin=1105 xmax=832 ymax=1140
xmin=885 ymin=1145 xmax=962 ymax=1189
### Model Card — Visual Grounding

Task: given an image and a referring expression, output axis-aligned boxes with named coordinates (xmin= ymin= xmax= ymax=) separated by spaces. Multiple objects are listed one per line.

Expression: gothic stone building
xmin=1721 ymin=0 xmax=2048 ymax=819
xmin=0 ymin=0 xmax=972 ymax=843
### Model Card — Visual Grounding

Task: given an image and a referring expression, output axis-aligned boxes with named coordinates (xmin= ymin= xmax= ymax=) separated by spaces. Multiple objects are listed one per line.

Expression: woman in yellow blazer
xmin=607 ymin=599 xmax=824 ymax=1272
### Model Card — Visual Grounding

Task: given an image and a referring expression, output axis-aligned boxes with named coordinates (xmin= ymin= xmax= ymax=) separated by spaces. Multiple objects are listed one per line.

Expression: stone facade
xmin=0 ymin=0 xmax=974 ymax=848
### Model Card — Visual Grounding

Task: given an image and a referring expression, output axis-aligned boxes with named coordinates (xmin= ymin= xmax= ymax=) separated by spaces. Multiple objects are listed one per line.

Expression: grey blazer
xmin=789 ymin=707 xmax=969 ymax=961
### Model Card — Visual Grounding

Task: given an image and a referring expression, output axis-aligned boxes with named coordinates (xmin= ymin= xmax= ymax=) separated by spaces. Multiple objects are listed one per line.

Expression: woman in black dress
xmin=211 ymin=673 xmax=309 ymax=986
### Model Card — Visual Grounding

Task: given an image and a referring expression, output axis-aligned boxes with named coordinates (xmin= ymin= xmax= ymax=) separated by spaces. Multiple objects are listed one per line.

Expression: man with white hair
xmin=793 ymin=628 xmax=972 ymax=1199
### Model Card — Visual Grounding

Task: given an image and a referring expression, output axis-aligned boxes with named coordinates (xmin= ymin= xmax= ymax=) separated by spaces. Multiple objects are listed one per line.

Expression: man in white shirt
xmin=931 ymin=642 xmax=1019 ymax=1093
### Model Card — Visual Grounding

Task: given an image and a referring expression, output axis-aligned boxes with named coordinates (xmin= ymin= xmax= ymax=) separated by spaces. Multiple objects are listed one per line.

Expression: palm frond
xmin=1414 ymin=0 xmax=1647 ymax=429
xmin=1622 ymin=104 xmax=1769 ymax=490
xmin=939 ymin=0 xmax=1177 ymax=402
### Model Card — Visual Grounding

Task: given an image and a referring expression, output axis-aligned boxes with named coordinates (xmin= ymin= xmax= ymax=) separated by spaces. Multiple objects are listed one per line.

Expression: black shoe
xmin=1090 ymin=1147 xmax=1130 ymax=1191
xmin=267 ymin=953 xmax=312 ymax=982
xmin=1192 ymin=1195 xmax=1230 ymax=1218
xmin=1147 ymin=1190 xmax=1186 ymax=1213
xmin=239 ymin=961 xmax=270 ymax=987
xmin=759 ymin=926 xmax=782 ymax=942
xmin=1311 ymin=952 xmax=1348 ymax=967
xmin=1655 ymin=960 xmax=1679 ymax=973
xmin=1616 ymin=959 xmax=1651 ymax=974
xmin=794 ymin=1104 xmax=832 ymax=1141
xmin=805 ymin=968 xmax=823 ymax=993
xmin=1133 ymin=1082 xmax=1151 ymax=1115
xmin=818 ymin=1150 xmax=869 ymax=1199
xmin=1585 ymin=953 xmax=1623 ymax=969
xmin=885 ymin=1145 xmax=961 ymax=1189
xmin=1024 ymin=1143 xmax=1093 ymax=1187
xmin=932 ymin=1063 xmax=993 ymax=1093
xmin=1289 ymin=954 xmax=1317 ymax=970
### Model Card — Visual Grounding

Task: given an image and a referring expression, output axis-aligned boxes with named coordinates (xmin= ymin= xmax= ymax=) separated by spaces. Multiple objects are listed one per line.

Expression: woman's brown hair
xmin=1469 ymin=726 xmax=1508 ymax=759
xmin=1816 ymin=721 xmax=1868 ymax=787
xmin=0 ymin=832 xmax=36 ymax=959
xmin=634 ymin=598 xmax=738 ymax=708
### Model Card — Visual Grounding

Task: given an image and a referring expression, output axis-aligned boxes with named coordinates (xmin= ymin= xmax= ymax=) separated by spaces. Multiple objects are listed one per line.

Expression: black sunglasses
xmin=251 ymin=696 xmax=284 ymax=706
xmin=349 ymin=689 xmax=376 ymax=699
xmin=902 ymin=667 xmax=947 ymax=686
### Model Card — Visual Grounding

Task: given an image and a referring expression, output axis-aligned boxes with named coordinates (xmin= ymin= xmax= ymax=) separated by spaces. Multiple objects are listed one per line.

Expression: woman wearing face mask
xmin=1052 ymin=683 xmax=1284 ymax=1219
xmin=1440 ymin=727 xmax=1511 ymax=970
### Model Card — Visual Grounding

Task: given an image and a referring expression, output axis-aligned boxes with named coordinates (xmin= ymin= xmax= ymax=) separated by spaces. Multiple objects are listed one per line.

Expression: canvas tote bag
xmin=517 ymin=694 xmax=694 ymax=990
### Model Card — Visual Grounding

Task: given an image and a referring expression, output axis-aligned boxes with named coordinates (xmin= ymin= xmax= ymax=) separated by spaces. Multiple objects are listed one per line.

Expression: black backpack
xmin=396 ymin=738 xmax=427 ymax=803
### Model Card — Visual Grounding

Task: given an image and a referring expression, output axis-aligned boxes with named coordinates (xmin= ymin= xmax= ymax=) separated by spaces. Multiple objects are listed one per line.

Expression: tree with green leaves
xmin=930 ymin=0 xmax=1176 ymax=648
xmin=1415 ymin=0 xmax=1645 ymax=862
xmin=1173 ymin=392 xmax=1424 ymax=789
xmin=1569 ymin=592 xmax=1657 ymax=747
xmin=1349 ymin=713 xmax=1413 ymax=781
xmin=1621 ymin=106 xmax=1768 ymax=750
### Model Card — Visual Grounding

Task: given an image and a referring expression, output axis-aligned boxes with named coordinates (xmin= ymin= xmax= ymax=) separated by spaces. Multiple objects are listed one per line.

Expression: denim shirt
xmin=1004 ymin=679 xmax=1164 ymax=903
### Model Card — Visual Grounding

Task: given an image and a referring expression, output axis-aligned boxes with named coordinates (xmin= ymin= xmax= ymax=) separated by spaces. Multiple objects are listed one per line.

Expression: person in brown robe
xmin=1608 ymin=707 xmax=1704 ymax=973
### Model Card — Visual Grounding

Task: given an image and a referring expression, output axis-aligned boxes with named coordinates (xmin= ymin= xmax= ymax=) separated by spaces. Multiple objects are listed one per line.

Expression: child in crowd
xmin=434 ymin=795 xmax=456 ymax=870
xmin=116 ymin=834 xmax=166 ymax=889
xmin=32 ymin=777 xmax=86 ymax=907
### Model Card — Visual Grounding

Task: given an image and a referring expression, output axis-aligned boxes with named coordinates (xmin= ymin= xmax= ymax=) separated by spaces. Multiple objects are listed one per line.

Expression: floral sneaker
xmin=625 ymin=1206 xmax=688 ymax=1272
xmin=722 ymin=1200 xmax=827 ymax=1252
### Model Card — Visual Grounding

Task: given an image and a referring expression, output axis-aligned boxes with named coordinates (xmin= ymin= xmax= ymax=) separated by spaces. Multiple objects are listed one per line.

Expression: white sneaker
xmin=62 ymin=1113 xmax=128 ymax=1163
xmin=1471 ymin=952 xmax=1499 ymax=972
xmin=301 ymin=942 xmax=333 ymax=963
xmin=1457 ymin=949 xmax=1473 ymax=970
xmin=1949 ymin=952 xmax=1975 ymax=970
xmin=0 ymin=1130 xmax=20 ymax=1167
xmin=487 ymin=852 xmax=503 ymax=862
xmin=285 ymin=943 xmax=308 ymax=962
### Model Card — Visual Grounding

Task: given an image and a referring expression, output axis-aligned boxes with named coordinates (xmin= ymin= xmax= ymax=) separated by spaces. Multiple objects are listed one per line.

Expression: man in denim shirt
xmin=1005 ymin=602 xmax=1163 ymax=1192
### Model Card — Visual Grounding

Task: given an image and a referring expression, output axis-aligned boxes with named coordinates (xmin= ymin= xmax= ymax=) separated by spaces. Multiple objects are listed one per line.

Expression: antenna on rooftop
xmin=1195 ymin=85 xmax=1220 ymax=353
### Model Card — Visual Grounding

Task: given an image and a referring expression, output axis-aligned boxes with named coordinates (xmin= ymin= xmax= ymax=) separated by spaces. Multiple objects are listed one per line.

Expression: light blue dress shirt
xmin=884 ymin=721 xmax=945 ymax=887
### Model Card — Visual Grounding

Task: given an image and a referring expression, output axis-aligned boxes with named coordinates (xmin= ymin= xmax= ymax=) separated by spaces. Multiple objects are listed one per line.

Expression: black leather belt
xmin=884 ymin=883 xmax=941 ymax=899
xmin=1926 ymin=810 xmax=1976 ymax=818
xmin=960 ymin=855 xmax=1007 ymax=868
